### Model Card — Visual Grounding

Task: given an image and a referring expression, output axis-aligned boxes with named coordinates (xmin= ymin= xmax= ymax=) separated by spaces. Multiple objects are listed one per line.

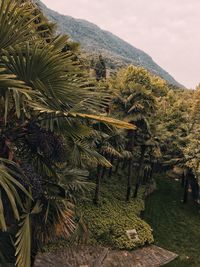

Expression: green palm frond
xmin=0 ymin=191 xmax=6 ymax=231
xmin=121 ymin=150 xmax=133 ymax=159
xmin=101 ymin=144 xmax=122 ymax=158
xmin=0 ymin=0 xmax=47 ymax=51
xmin=29 ymin=102 xmax=136 ymax=130
xmin=2 ymin=42 xmax=94 ymax=106
xmin=0 ymin=68 xmax=26 ymax=89
xmin=0 ymin=159 xmax=32 ymax=231
xmin=2 ymin=42 xmax=135 ymax=130
xmin=71 ymin=113 xmax=135 ymax=130
xmin=59 ymin=168 xmax=94 ymax=201
xmin=67 ymin=138 xmax=111 ymax=168
xmin=0 ymin=1 xmax=145 ymax=265
xmin=15 ymin=201 xmax=42 ymax=267
xmin=0 ymin=67 xmax=35 ymax=123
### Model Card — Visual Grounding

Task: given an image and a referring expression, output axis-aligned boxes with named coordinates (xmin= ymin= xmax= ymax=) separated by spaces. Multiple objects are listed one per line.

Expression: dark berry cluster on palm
xmin=0 ymin=1 xmax=134 ymax=266
xmin=1 ymin=1 xmax=195 ymax=267
xmin=25 ymin=123 xmax=66 ymax=162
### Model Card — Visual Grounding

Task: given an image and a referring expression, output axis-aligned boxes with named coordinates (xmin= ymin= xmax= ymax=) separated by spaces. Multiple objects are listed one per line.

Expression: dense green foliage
xmin=0 ymin=1 xmax=132 ymax=266
xmin=79 ymin=173 xmax=153 ymax=249
xmin=0 ymin=1 xmax=200 ymax=267
xmin=144 ymin=175 xmax=200 ymax=267
xmin=96 ymin=55 xmax=107 ymax=81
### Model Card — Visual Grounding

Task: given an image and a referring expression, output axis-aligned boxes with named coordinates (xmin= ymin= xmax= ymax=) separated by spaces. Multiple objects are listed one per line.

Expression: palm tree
xmin=0 ymin=1 xmax=134 ymax=266
xmin=91 ymin=123 xmax=123 ymax=205
xmin=111 ymin=73 xmax=156 ymax=199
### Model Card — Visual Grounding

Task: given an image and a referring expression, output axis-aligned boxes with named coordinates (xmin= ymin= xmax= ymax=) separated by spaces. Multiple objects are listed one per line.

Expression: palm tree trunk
xmin=148 ymin=154 xmax=155 ymax=182
xmin=93 ymin=165 xmax=102 ymax=205
xmin=149 ymin=161 xmax=154 ymax=182
xmin=115 ymin=158 xmax=120 ymax=173
xmin=191 ymin=177 xmax=199 ymax=201
xmin=108 ymin=155 xmax=114 ymax=178
xmin=101 ymin=166 xmax=107 ymax=179
xmin=181 ymin=172 xmax=185 ymax=188
xmin=126 ymin=159 xmax=132 ymax=201
xmin=183 ymin=177 xmax=189 ymax=203
xmin=133 ymin=183 xmax=140 ymax=198
xmin=122 ymin=158 xmax=127 ymax=170
xmin=101 ymin=152 xmax=107 ymax=179
xmin=142 ymin=168 xmax=148 ymax=184
xmin=134 ymin=145 xmax=146 ymax=198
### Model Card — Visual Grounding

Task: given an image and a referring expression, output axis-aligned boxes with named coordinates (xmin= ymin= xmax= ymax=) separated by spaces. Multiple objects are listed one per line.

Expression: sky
xmin=42 ymin=0 xmax=200 ymax=89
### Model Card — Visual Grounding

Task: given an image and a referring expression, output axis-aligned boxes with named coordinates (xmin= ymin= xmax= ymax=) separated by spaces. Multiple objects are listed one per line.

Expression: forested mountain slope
xmin=34 ymin=0 xmax=183 ymax=87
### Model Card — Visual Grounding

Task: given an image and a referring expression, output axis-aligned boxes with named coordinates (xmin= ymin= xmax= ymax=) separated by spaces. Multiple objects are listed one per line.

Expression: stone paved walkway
xmin=35 ymin=246 xmax=108 ymax=267
xmin=102 ymin=245 xmax=178 ymax=267
xmin=35 ymin=245 xmax=178 ymax=267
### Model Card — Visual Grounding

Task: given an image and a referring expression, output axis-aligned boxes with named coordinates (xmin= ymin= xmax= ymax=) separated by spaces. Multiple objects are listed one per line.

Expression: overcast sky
xmin=42 ymin=0 xmax=200 ymax=88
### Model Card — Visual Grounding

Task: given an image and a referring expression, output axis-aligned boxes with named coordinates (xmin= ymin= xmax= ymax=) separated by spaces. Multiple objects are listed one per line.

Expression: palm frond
xmin=66 ymin=138 xmax=111 ymax=168
xmin=0 ymin=159 xmax=32 ymax=231
xmin=15 ymin=201 xmax=42 ymax=267
xmin=0 ymin=0 xmax=47 ymax=51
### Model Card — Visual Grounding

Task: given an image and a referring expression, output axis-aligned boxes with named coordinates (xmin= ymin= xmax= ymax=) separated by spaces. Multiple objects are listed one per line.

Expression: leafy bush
xmin=79 ymin=175 xmax=154 ymax=249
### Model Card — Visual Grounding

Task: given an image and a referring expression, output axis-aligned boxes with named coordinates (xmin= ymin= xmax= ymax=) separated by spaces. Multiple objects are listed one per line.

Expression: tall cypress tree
xmin=94 ymin=54 xmax=106 ymax=81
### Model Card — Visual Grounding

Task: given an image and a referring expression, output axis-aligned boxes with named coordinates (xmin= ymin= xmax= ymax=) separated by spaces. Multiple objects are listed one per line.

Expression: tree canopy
xmin=0 ymin=1 xmax=199 ymax=267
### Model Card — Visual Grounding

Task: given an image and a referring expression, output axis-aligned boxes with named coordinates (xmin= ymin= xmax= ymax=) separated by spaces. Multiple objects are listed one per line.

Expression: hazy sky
xmin=42 ymin=0 xmax=200 ymax=88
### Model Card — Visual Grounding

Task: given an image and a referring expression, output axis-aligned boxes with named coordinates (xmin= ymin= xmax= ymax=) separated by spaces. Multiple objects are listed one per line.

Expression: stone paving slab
xmin=35 ymin=245 xmax=178 ymax=267
xmin=35 ymin=246 xmax=108 ymax=267
xmin=102 ymin=245 xmax=178 ymax=267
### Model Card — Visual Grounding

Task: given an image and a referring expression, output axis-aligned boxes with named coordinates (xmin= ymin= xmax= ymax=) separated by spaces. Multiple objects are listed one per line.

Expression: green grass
xmin=143 ymin=175 xmax=200 ymax=267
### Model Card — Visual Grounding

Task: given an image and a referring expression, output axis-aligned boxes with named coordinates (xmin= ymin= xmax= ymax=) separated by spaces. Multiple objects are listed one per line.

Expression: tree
xmin=94 ymin=55 xmax=107 ymax=81
xmin=0 ymin=1 xmax=134 ymax=266
xmin=109 ymin=66 xmax=158 ymax=200
xmin=182 ymin=87 xmax=200 ymax=187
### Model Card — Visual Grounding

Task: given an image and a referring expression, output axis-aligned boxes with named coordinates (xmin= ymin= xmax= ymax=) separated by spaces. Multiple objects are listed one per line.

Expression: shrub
xmin=79 ymin=176 xmax=154 ymax=249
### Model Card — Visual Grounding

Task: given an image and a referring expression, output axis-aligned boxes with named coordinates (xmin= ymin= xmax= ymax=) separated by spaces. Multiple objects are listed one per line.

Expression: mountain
xmin=33 ymin=0 xmax=183 ymax=87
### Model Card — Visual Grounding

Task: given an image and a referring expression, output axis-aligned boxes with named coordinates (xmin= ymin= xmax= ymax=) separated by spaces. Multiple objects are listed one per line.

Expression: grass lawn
xmin=143 ymin=175 xmax=200 ymax=267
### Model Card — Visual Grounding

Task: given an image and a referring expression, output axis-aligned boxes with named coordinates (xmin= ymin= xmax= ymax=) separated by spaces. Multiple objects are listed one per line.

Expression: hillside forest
xmin=0 ymin=1 xmax=200 ymax=267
